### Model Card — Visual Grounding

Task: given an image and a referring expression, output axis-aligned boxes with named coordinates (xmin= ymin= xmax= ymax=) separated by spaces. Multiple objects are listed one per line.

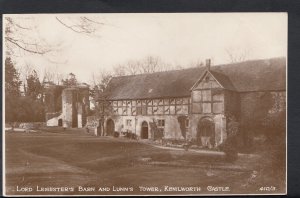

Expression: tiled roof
xmin=102 ymin=57 xmax=286 ymax=100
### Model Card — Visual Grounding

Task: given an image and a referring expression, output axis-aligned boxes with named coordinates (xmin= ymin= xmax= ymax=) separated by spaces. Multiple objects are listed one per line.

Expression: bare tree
xmin=113 ymin=55 xmax=172 ymax=77
xmin=113 ymin=64 xmax=127 ymax=76
xmin=140 ymin=56 xmax=161 ymax=73
xmin=189 ymin=59 xmax=205 ymax=68
xmin=126 ymin=60 xmax=143 ymax=75
xmin=55 ymin=16 xmax=104 ymax=36
xmin=4 ymin=15 xmax=105 ymax=57
xmin=42 ymin=65 xmax=65 ymax=85
xmin=225 ymin=46 xmax=252 ymax=63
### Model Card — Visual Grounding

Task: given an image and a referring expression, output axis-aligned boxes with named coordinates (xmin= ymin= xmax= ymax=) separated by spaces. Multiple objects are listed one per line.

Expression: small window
xmin=126 ymin=119 xmax=132 ymax=127
xmin=158 ymin=119 xmax=165 ymax=127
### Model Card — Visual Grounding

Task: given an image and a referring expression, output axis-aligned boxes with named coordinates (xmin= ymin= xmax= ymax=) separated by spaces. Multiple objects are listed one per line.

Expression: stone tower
xmin=62 ymin=84 xmax=90 ymax=128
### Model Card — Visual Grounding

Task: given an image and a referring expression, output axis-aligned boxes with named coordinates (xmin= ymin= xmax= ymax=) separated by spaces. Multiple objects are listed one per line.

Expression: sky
xmin=4 ymin=13 xmax=287 ymax=84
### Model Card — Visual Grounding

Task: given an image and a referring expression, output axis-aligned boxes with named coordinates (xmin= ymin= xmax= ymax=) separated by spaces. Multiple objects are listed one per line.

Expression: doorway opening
xmin=106 ymin=119 xmax=115 ymax=136
xmin=141 ymin=121 xmax=148 ymax=139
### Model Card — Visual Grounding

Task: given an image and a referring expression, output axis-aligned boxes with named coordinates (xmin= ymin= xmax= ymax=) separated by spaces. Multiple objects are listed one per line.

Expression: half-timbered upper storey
xmin=101 ymin=57 xmax=286 ymax=116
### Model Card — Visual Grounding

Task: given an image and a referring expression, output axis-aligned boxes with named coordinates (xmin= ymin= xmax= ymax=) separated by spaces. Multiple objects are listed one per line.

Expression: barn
xmin=95 ymin=57 xmax=286 ymax=148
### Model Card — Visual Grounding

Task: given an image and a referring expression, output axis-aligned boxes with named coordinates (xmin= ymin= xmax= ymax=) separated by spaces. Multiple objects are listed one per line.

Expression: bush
xmin=125 ymin=132 xmax=138 ymax=140
xmin=220 ymin=136 xmax=238 ymax=162
xmin=113 ymin=131 xmax=119 ymax=138
xmin=220 ymin=116 xmax=239 ymax=162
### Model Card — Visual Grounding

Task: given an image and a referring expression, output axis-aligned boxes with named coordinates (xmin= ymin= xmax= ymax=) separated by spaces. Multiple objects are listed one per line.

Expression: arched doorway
xmin=197 ymin=118 xmax=215 ymax=148
xmin=141 ymin=121 xmax=148 ymax=139
xmin=106 ymin=119 xmax=115 ymax=136
xmin=58 ymin=119 xmax=63 ymax=127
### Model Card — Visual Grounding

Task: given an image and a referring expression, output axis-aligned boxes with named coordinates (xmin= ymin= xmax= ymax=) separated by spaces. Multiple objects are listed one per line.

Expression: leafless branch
xmin=5 ymin=36 xmax=50 ymax=55
xmin=81 ymin=17 xmax=105 ymax=25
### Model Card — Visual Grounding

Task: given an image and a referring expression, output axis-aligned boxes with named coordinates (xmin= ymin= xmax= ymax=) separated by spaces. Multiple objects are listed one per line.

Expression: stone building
xmin=95 ymin=57 xmax=286 ymax=148
xmin=44 ymin=83 xmax=90 ymax=128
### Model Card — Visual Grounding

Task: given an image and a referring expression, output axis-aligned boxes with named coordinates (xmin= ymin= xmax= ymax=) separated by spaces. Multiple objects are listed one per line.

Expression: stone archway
xmin=197 ymin=117 xmax=215 ymax=148
xmin=141 ymin=121 xmax=149 ymax=139
xmin=106 ymin=119 xmax=115 ymax=136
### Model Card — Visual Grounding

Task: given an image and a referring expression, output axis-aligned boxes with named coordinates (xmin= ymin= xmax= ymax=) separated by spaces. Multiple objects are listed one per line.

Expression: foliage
xmin=5 ymin=57 xmax=21 ymax=96
xmin=113 ymin=132 xmax=120 ymax=138
xmin=62 ymin=73 xmax=78 ymax=87
xmin=5 ymin=57 xmax=46 ymax=124
xmin=26 ymin=70 xmax=43 ymax=100
xmin=125 ymin=132 xmax=138 ymax=140
xmin=220 ymin=116 xmax=239 ymax=162
xmin=5 ymin=57 xmax=22 ymax=125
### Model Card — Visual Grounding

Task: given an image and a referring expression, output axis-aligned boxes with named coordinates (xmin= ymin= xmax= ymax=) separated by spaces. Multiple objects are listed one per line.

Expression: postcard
xmin=3 ymin=13 xmax=287 ymax=196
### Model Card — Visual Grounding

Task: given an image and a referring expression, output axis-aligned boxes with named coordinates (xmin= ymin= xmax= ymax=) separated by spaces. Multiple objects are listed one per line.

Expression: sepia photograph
xmin=3 ymin=13 xmax=287 ymax=196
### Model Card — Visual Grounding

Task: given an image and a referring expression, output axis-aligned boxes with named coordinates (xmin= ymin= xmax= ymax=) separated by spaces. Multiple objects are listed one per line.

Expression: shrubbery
xmin=113 ymin=131 xmax=120 ymax=138
xmin=220 ymin=116 xmax=239 ymax=162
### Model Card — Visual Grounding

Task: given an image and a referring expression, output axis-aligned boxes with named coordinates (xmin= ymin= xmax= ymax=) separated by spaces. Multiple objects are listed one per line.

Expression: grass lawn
xmin=4 ymin=128 xmax=285 ymax=195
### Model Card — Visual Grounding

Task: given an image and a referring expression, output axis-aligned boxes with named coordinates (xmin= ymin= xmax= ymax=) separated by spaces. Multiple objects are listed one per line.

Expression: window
xmin=157 ymin=119 xmax=165 ymax=127
xmin=126 ymin=119 xmax=132 ymax=127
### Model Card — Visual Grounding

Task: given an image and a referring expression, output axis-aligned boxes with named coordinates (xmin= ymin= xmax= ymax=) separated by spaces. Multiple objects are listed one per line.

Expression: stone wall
xmin=18 ymin=122 xmax=45 ymax=129
xmin=189 ymin=113 xmax=226 ymax=147
xmin=62 ymin=88 xmax=76 ymax=128
xmin=46 ymin=113 xmax=63 ymax=126
xmin=104 ymin=113 xmax=227 ymax=147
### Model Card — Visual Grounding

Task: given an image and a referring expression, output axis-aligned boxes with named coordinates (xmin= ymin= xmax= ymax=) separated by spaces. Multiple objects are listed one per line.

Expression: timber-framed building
xmin=96 ymin=57 xmax=286 ymax=147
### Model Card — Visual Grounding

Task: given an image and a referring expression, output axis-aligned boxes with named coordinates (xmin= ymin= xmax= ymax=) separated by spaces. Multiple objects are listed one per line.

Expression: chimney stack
xmin=206 ymin=59 xmax=211 ymax=71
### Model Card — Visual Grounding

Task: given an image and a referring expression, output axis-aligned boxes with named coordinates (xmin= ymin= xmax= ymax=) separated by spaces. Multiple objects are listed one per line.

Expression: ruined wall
xmin=62 ymin=87 xmax=90 ymax=128
xmin=78 ymin=87 xmax=90 ymax=127
xmin=62 ymin=88 xmax=77 ymax=128
xmin=46 ymin=112 xmax=63 ymax=126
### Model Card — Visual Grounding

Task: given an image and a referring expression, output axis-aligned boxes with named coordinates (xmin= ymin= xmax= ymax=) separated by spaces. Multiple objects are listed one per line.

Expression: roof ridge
xmin=111 ymin=66 xmax=203 ymax=79
xmin=110 ymin=57 xmax=286 ymax=79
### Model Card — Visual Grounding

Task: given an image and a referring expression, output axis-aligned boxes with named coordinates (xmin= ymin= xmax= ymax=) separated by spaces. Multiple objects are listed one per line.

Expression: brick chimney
xmin=206 ymin=59 xmax=211 ymax=71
